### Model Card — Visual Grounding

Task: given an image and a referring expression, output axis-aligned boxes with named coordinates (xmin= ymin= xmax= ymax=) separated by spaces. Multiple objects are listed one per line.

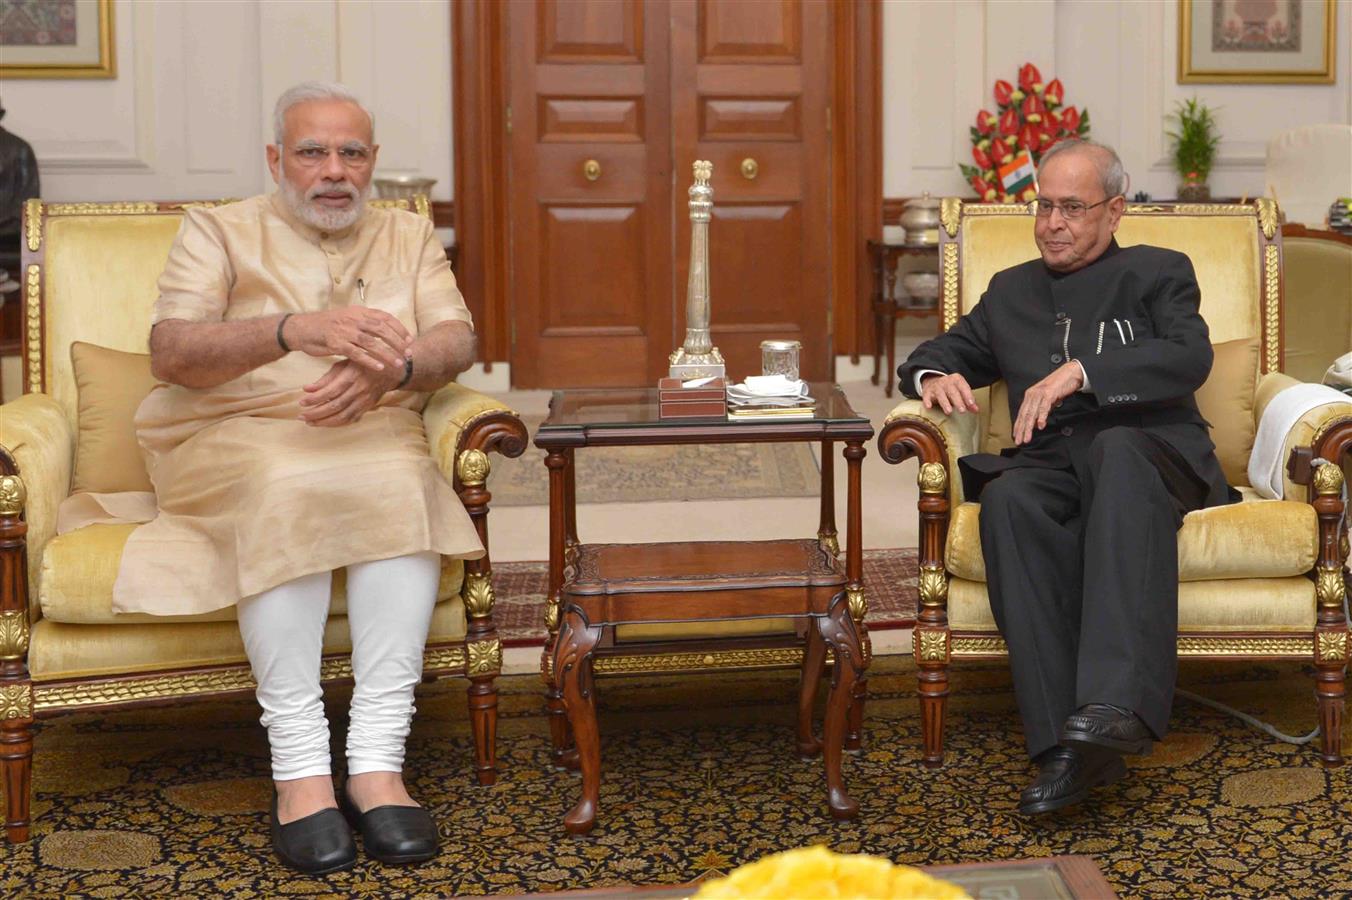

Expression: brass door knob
xmin=740 ymin=157 xmax=759 ymax=180
xmin=583 ymin=159 xmax=601 ymax=181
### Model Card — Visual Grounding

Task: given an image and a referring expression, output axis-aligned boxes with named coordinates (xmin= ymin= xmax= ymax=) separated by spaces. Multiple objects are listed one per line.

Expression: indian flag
xmin=997 ymin=151 xmax=1035 ymax=195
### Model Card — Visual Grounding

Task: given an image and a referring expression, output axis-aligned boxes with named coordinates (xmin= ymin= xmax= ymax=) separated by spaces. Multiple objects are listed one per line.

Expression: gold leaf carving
xmin=1255 ymin=198 xmax=1278 ymax=239
xmin=26 ymin=265 xmax=42 ymax=392
xmin=917 ymin=462 xmax=947 ymax=495
xmin=1317 ymin=631 xmax=1349 ymax=663
xmin=0 ymin=683 xmax=33 ymax=720
xmin=918 ymin=564 xmax=948 ymax=608
xmin=0 ymin=474 xmax=26 ymax=517
xmin=593 ymin=647 xmax=802 ymax=675
xmin=962 ymin=203 xmax=1029 ymax=217
xmin=952 ymin=636 xmax=1007 ymax=655
xmin=1312 ymin=462 xmax=1345 ymax=497
xmin=414 ymin=194 xmax=431 ymax=220
xmin=545 ymin=597 xmax=561 ymax=632
xmin=941 ymin=244 xmax=959 ymax=331
xmin=33 ymin=647 xmax=467 ymax=711
xmin=24 ymin=198 xmax=42 ymax=251
xmin=818 ymin=531 xmax=840 ymax=558
xmin=456 ymin=449 xmax=490 ymax=486
xmin=846 ymin=586 xmax=868 ymax=623
xmin=461 ymin=571 xmax=495 ymax=619
xmin=939 ymin=197 xmax=962 ymax=237
xmin=1177 ymin=636 xmax=1312 ymax=657
xmin=0 ymin=610 xmax=30 ymax=660
xmin=1263 ymin=245 xmax=1280 ymax=373
xmin=914 ymin=629 xmax=948 ymax=662
xmin=46 ymin=202 xmax=159 ymax=216
xmin=1316 ymin=567 xmax=1346 ymax=609
xmin=467 ymin=639 xmax=503 ymax=677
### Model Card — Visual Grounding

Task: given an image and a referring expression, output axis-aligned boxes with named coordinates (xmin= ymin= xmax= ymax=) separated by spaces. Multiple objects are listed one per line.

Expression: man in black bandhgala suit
xmin=897 ymin=139 xmax=1238 ymax=815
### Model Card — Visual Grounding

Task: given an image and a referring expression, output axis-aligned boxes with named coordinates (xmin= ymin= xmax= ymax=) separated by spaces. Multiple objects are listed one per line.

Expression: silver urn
xmin=899 ymin=192 xmax=942 ymax=246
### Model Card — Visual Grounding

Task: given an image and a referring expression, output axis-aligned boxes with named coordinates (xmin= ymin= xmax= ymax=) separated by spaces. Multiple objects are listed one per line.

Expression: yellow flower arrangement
xmin=692 ymin=846 xmax=970 ymax=900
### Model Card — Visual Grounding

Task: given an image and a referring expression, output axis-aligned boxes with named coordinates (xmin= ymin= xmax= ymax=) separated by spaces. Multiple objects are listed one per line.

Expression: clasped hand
xmin=284 ymin=308 xmax=414 ymax=427
xmin=920 ymin=361 xmax=1084 ymax=446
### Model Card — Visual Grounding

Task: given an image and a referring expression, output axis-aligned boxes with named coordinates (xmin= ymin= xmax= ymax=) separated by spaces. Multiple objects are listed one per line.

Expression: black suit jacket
xmin=897 ymin=240 xmax=1236 ymax=508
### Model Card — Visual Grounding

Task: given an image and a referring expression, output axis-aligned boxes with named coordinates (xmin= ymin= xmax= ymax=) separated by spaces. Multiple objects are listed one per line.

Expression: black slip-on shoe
xmin=1018 ymin=746 xmax=1128 ymax=816
xmin=340 ymin=786 xmax=440 ymax=865
xmin=1061 ymin=702 xmax=1155 ymax=756
xmin=270 ymin=793 xmax=356 ymax=875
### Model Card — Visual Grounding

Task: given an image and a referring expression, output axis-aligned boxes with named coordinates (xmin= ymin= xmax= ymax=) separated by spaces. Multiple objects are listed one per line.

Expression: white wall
xmin=884 ymin=0 xmax=1352 ymax=200
xmin=0 ymin=0 xmax=454 ymax=202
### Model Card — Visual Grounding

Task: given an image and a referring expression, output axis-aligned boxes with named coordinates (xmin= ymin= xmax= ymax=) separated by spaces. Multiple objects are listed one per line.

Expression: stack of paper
xmin=726 ymin=375 xmax=815 ymax=420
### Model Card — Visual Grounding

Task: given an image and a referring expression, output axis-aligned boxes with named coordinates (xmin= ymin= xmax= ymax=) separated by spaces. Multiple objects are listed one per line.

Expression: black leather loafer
xmin=270 ymin=793 xmax=356 ymax=875
xmin=340 ymin=788 xmax=440 ymax=865
xmin=1061 ymin=702 xmax=1155 ymax=756
xmin=1018 ymin=746 xmax=1127 ymax=816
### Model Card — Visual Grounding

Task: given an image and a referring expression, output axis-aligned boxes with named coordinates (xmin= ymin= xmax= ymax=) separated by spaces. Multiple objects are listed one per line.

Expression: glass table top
xmin=538 ymin=382 xmax=869 ymax=431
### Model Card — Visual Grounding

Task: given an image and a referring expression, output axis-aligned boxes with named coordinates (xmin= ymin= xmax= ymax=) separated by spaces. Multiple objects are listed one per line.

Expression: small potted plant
xmin=1167 ymin=98 xmax=1220 ymax=202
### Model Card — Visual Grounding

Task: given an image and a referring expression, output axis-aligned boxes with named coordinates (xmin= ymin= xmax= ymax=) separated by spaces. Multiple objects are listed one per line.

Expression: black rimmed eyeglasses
xmin=1032 ymin=197 xmax=1114 ymax=219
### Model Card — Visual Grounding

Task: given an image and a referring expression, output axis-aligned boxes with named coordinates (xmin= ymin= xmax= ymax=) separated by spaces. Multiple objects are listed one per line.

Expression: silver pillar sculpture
xmin=668 ymin=160 xmax=725 ymax=380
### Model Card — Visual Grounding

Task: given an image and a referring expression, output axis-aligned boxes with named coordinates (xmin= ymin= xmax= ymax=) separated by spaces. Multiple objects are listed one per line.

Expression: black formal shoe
xmin=1061 ymin=702 xmax=1155 ymax=756
xmin=1017 ymin=746 xmax=1127 ymax=816
xmin=270 ymin=793 xmax=356 ymax=875
xmin=340 ymin=786 xmax=440 ymax=865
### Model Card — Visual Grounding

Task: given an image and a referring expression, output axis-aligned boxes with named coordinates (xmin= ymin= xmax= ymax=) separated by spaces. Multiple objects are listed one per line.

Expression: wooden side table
xmin=535 ymin=384 xmax=875 ymax=834
xmin=868 ymin=240 xmax=942 ymax=397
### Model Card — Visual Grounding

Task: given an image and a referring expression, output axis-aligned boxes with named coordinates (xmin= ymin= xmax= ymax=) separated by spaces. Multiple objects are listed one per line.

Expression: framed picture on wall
xmin=1179 ymin=0 xmax=1336 ymax=84
xmin=0 ymin=0 xmax=116 ymax=79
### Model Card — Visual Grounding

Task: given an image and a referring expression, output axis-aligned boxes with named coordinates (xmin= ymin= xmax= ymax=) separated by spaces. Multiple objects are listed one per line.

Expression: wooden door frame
xmin=452 ymin=0 xmax=882 ymax=376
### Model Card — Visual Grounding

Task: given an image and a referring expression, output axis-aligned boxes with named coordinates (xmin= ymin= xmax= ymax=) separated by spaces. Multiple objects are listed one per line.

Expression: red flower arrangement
xmin=959 ymin=63 xmax=1090 ymax=202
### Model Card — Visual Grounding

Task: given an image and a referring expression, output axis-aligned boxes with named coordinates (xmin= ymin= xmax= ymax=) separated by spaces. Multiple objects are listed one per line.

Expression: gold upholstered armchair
xmin=879 ymin=200 xmax=1351 ymax=769
xmin=0 ymin=198 xmax=528 ymax=842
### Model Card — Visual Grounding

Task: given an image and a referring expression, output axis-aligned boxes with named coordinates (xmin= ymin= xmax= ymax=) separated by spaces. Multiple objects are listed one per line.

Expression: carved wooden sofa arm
xmin=422 ymin=382 xmax=529 ymax=780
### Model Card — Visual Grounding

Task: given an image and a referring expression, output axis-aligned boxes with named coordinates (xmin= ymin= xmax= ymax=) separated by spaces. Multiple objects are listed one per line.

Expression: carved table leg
xmin=818 ymin=592 xmax=863 ymax=820
xmin=543 ymin=449 xmax=577 ymax=768
xmin=796 ymin=625 xmax=826 ymax=758
xmin=553 ymin=605 xmax=604 ymax=834
xmin=842 ymin=440 xmax=870 ymax=754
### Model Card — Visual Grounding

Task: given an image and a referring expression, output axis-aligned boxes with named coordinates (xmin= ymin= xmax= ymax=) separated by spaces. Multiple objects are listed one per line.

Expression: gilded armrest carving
xmin=878 ymin=398 xmax=979 ymax=507
xmin=0 ymin=394 xmax=75 ymax=622
xmin=422 ymin=382 xmax=528 ymax=486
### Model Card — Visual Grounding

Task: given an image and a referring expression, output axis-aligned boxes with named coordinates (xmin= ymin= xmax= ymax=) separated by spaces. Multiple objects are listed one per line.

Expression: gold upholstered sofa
xmin=879 ymin=200 xmax=1351 ymax=768
xmin=0 ymin=198 xmax=528 ymax=842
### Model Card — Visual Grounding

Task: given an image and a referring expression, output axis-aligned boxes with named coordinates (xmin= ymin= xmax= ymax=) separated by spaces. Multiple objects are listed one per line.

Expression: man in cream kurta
xmin=125 ymin=82 xmax=473 ymax=874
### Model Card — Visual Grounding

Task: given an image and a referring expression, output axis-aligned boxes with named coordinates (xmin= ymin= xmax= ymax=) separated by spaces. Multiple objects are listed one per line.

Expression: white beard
xmin=279 ymin=169 xmax=369 ymax=232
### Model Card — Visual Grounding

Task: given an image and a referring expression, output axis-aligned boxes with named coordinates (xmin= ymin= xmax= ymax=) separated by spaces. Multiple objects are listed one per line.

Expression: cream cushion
xmin=70 ymin=342 xmax=159 ymax=494
xmin=945 ymin=488 xmax=1317 ymax=584
xmin=39 ymin=523 xmax=468 ymax=626
xmin=1193 ymin=337 xmax=1259 ymax=486
xmin=948 ymin=575 xmax=1317 ymax=633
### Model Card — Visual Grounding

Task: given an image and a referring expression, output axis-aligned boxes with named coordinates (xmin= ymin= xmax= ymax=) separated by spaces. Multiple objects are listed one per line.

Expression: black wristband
xmin=276 ymin=314 xmax=294 ymax=352
xmin=397 ymin=356 xmax=414 ymax=388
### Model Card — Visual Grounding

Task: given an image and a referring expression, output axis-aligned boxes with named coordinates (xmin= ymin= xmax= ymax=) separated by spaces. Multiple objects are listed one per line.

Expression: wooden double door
xmin=507 ymin=0 xmax=834 ymax=388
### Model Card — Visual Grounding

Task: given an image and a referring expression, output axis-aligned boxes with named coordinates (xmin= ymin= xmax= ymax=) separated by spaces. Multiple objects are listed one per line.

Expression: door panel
xmin=672 ymin=0 xmax=832 ymax=381
xmin=509 ymin=0 xmax=672 ymax=387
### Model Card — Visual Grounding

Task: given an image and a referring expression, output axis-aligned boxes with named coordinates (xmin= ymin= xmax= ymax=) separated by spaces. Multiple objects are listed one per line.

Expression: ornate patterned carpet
xmin=486 ymin=417 xmax=822 ymax=506
xmin=492 ymin=548 xmax=921 ymax=646
xmin=3 ymin=655 xmax=1349 ymax=897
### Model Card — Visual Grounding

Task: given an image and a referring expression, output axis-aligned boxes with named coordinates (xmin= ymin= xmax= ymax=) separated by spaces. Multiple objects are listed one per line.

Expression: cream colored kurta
xmin=108 ymin=193 xmax=483 ymax=615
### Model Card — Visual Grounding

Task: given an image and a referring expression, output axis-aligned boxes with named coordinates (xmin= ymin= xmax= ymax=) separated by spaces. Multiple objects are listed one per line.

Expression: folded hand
xmin=284 ymin=307 xmax=413 ymax=373
xmin=299 ymin=359 xmax=402 ymax=427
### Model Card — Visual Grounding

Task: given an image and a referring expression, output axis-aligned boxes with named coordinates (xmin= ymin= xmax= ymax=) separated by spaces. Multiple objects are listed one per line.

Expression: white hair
xmin=272 ymin=81 xmax=375 ymax=145
xmin=1038 ymin=139 xmax=1129 ymax=198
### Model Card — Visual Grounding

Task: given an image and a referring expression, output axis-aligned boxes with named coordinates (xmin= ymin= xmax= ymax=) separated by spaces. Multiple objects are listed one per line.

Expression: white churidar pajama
xmin=236 ymin=551 xmax=441 ymax=780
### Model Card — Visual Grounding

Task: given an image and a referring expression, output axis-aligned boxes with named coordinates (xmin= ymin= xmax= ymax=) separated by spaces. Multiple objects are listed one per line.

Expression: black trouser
xmin=978 ymin=426 xmax=1209 ymax=759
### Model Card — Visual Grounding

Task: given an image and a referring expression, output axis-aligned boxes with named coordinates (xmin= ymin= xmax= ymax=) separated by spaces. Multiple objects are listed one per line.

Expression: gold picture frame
xmin=1179 ymin=0 xmax=1336 ymax=84
xmin=0 ymin=0 xmax=116 ymax=79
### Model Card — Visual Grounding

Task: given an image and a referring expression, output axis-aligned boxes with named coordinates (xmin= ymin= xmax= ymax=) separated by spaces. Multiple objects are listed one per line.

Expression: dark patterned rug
xmin=486 ymin=417 xmax=822 ymax=506
xmin=493 ymin=548 xmax=920 ymax=646
xmin=3 ymin=655 xmax=1349 ymax=897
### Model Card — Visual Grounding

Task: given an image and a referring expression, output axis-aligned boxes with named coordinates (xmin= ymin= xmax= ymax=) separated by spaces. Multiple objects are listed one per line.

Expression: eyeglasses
xmin=1032 ymin=197 xmax=1113 ymax=219
xmin=287 ymin=143 xmax=373 ymax=169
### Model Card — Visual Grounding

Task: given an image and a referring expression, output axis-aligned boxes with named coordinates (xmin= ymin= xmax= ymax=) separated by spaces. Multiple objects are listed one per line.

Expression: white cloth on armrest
xmin=1247 ymin=382 xmax=1349 ymax=499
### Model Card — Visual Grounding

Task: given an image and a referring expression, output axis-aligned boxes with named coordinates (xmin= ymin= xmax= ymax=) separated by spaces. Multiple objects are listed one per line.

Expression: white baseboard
xmin=458 ymin=362 xmax=512 ymax=394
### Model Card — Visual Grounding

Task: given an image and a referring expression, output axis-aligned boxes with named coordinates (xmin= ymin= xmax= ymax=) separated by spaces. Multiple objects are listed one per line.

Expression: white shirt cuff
xmin=915 ymin=369 xmax=945 ymax=396
xmin=1073 ymin=359 xmax=1092 ymax=391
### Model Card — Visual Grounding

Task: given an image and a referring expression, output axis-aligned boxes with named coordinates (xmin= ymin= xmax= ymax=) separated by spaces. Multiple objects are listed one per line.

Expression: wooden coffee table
xmin=535 ymin=384 xmax=875 ymax=834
